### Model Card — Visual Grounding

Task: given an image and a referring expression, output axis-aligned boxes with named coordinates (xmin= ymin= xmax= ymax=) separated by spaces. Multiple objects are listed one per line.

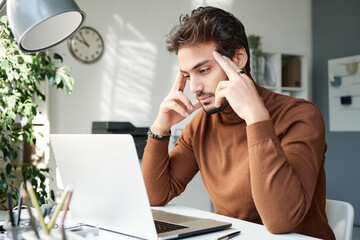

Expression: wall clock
xmin=68 ymin=26 xmax=104 ymax=63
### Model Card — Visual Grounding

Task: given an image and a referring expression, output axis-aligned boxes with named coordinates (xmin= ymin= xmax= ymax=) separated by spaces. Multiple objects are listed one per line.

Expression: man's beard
xmin=196 ymin=92 xmax=229 ymax=115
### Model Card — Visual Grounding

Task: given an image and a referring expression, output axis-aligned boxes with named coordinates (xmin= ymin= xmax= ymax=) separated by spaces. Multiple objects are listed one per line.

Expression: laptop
xmin=50 ymin=134 xmax=231 ymax=240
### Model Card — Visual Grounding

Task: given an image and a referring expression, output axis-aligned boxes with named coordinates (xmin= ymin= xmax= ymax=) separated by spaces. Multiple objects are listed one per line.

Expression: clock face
xmin=68 ymin=26 xmax=104 ymax=63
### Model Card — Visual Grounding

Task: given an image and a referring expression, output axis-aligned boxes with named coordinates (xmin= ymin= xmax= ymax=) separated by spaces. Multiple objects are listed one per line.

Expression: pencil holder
xmin=3 ymin=220 xmax=32 ymax=240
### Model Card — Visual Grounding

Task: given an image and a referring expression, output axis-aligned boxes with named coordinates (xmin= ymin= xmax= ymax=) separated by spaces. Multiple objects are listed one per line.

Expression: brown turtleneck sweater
xmin=142 ymin=85 xmax=335 ymax=240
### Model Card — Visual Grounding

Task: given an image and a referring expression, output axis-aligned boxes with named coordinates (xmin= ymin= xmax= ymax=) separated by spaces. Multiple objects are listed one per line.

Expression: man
xmin=142 ymin=6 xmax=335 ymax=240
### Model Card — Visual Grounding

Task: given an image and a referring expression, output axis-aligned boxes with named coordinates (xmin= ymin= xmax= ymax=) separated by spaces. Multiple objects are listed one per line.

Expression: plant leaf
xmin=22 ymin=55 xmax=32 ymax=63
xmin=1 ymin=15 xmax=8 ymax=24
xmin=20 ymin=116 xmax=29 ymax=127
xmin=7 ymin=95 xmax=17 ymax=109
xmin=6 ymin=163 xmax=12 ymax=174
xmin=1 ymin=59 xmax=9 ymax=70
xmin=54 ymin=73 xmax=62 ymax=85
xmin=53 ymin=53 xmax=63 ymax=62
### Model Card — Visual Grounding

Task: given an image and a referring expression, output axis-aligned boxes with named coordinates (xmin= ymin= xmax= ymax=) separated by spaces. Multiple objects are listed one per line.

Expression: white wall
xmin=48 ymin=0 xmax=312 ymax=211
xmin=49 ymin=0 xmax=312 ymax=133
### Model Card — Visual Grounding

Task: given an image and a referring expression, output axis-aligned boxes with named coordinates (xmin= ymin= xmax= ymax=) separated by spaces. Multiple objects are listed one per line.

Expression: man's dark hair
xmin=166 ymin=6 xmax=251 ymax=73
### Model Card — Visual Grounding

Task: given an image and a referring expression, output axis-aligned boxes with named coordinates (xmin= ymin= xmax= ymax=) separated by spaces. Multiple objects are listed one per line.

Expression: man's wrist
xmin=244 ymin=106 xmax=270 ymax=126
xmin=147 ymin=128 xmax=171 ymax=140
xmin=150 ymin=123 xmax=171 ymax=135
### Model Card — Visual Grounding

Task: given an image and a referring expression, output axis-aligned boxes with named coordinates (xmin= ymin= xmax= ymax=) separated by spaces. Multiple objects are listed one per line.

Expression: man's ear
xmin=232 ymin=47 xmax=248 ymax=70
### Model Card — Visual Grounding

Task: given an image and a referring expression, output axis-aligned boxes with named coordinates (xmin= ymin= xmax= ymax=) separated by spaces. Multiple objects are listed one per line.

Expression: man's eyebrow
xmin=180 ymin=59 xmax=211 ymax=73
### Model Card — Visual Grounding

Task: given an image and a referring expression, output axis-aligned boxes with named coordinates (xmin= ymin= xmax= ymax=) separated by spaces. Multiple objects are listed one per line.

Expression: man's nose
xmin=189 ymin=76 xmax=203 ymax=94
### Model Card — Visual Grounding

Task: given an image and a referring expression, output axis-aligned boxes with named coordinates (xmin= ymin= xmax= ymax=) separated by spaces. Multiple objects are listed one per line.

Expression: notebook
xmin=50 ymin=134 xmax=231 ymax=240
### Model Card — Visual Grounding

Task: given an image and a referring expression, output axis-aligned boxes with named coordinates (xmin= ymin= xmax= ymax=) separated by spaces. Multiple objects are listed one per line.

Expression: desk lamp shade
xmin=6 ymin=0 xmax=85 ymax=52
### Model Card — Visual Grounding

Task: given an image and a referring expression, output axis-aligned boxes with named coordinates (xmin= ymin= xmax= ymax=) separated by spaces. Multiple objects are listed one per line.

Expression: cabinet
xmin=254 ymin=52 xmax=309 ymax=100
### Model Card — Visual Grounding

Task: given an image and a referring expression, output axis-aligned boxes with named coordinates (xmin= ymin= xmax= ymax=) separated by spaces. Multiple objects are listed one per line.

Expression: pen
xmin=60 ymin=225 xmax=67 ymax=240
xmin=7 ymin=191 xmax=15 ymax=227
xmin=21 ymin=188 xmax=41 ymax=240
xmin=59 ymin=187 xmax=73 ymax=240
xmin=26 ymin=181 xmax=50 ymax=235
xmin=60 ymin=188 xmax=73 ymax=226
xmin=47 ymin=185 xmax=71 ymax=230
xmin=16 ymin=182 xmax=24 ymax=226
xmin=217 ymin=231 xmax=241 ymax=240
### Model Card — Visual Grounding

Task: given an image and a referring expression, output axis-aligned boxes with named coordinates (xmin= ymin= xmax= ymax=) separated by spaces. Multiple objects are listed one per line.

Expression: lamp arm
xmin=0 ymin=0 xmax=6 ymax=12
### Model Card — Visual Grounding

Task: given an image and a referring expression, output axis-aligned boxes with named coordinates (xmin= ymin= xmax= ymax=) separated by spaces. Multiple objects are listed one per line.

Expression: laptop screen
xmin=50 ymin=134 xmax=158 ymax=239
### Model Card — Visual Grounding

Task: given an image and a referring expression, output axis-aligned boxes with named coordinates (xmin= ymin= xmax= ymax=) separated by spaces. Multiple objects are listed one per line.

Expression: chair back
xmin=326 ymin=199 xmax=354 ymax=240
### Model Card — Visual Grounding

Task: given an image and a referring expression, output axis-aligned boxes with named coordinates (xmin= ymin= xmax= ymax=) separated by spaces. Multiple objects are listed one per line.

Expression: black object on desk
xmin=15 ymin=182 xmax=24 ymax=226
xmin=217 ymin=230 xmax=241 ymax=240
xmin=7 ymin=191 xmax=15 ymax=227
xmin=92 ymin=121 xmax=148 ymax=159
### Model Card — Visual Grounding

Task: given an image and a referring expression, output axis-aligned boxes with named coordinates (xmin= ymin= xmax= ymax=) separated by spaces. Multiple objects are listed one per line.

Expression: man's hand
xmin=212 ymin=51 xmax=270 ymax=125
xmin=151 ymin=70 xmax=201 ymax=135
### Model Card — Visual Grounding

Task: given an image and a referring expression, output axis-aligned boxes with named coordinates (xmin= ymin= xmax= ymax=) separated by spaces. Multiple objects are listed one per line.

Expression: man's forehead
xmin=178 ymin=42 xmax=216 ymax=56
xmin=178 ymin=43 xmax=217 ymax=72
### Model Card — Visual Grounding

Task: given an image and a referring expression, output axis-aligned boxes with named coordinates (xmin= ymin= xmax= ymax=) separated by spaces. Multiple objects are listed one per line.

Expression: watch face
xmin=68 ymin=26 xmax=104 ymax=63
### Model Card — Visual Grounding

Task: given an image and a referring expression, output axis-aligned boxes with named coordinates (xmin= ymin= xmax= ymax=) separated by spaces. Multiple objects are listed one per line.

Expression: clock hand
xmin=77 ymin=39 xmax=90 ymax=48
xmin=78 ymin=32 xmax=90 ymax=48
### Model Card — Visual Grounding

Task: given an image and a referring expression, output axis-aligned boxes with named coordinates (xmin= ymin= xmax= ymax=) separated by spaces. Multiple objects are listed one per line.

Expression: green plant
xmin=247 ymin=34 xmax=262 ymax=52
xmin=247 ymin=34 xmax=262 ymax=84
xmin=0 ymin=15 xmax=74 ymax=208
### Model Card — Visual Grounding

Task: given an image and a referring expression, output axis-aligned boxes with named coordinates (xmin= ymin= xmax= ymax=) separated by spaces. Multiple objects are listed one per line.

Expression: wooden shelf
xmin=254 ymin=52 xmax=308 ymax=100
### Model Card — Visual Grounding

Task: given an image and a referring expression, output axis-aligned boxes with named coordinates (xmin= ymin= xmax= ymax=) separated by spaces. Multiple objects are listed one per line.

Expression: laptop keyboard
xmin=154 ymin=220 xmax=188 ymax=234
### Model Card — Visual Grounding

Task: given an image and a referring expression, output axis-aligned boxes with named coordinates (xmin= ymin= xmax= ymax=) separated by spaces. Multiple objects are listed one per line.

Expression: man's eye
xmin=184 ymin=75 xmax=190 ymax=80
xmin=200 ymin=68 xmax=210 ymax=73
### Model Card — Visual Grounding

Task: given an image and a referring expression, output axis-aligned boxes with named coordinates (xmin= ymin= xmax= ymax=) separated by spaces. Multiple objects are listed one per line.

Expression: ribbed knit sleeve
xmin=246 ymin=102 xmax=327 ymax=234
xmin=142 ymin=132 xmax=199 ymax=206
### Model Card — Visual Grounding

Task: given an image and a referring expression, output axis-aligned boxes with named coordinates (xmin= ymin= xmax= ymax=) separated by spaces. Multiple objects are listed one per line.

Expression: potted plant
xmin=247 ymin=34 xmax=262 ymax=84
xmin=0 ymin=15 xmax=74 ymax=208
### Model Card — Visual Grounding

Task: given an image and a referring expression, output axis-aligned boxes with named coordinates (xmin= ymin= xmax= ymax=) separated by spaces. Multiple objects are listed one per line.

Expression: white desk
xmin=97 ymin=204 xmax=320 ymax=240
xmin=0 ymin=205 xmax=320 ymax=239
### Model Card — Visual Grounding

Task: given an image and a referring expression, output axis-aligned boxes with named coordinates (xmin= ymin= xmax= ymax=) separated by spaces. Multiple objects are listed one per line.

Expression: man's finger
xmin=214 ymin=89 xmax=226 ymax=108
xmin=214 ymin=81 xmax=229 ymax=108
xmin=215 ymin=80 xmax=229 ymax=93
xmin=192 ymin=100 xmax=202 ymax=111
xmin=173 ymin=91 xmax=194 ymax=111
xmin=212 ymin=51 xmax=241 ymax=80
xmin=167 ymin=101 xmax=191 ymax=117
xmin=171 ymin=69 xmax=187 ymax=92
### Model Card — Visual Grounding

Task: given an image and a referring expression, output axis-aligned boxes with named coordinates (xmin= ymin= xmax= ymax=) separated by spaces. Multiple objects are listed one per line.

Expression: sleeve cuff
xmin=246 ymin=119 xmax=277 ymax=147
xmin=144 ymin=136 xmax=170 ymax=155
